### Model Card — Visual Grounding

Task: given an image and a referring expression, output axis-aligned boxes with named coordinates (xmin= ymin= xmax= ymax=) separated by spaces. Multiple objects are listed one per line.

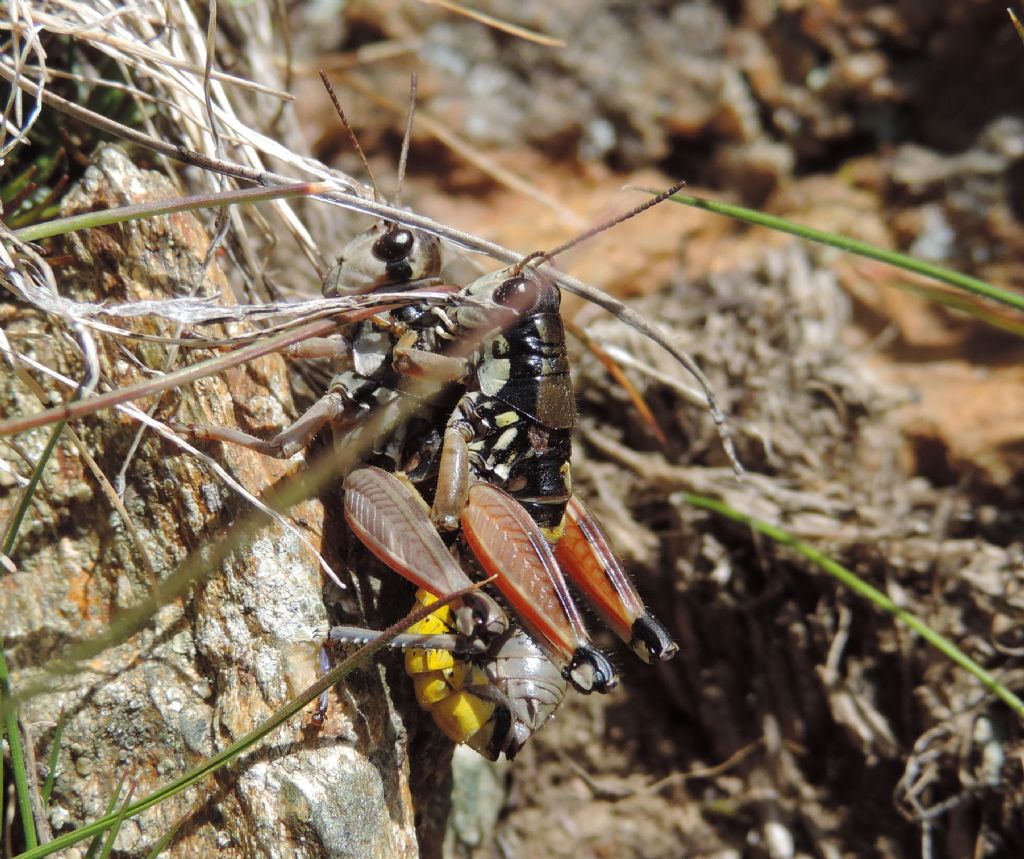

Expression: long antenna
xmin=394 ymin=73 xmax=418 ymax=209
xmin=319 ymin=69 xmax=380 ymax=204
xmin=515 ymin=180 xmax=687 ymax=273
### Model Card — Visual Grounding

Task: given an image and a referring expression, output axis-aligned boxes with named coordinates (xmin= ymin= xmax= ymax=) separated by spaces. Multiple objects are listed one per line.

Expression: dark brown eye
xmin=372 ymin=228 xmax=414 ymax=262
xmin=493 ymin=276 xmax=538 ymax=311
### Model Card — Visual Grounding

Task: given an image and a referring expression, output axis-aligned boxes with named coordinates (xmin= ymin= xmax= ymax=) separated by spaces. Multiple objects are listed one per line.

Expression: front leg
xmin=392 ymin=338 xmax=471 ymax=384
xmin=284 ymin=334 xmax=353 ymax=363
xmin=430 ymin=395 xmax=478 ymax=532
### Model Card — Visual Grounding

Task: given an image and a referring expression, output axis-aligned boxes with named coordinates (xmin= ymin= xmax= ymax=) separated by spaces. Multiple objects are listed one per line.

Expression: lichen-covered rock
xmin=1 ymin=147 xmax=419 ymax=858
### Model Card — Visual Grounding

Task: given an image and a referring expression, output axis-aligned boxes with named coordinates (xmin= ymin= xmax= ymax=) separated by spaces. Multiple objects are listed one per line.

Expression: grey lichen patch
xmin=227 ymin=747 xmax=417 ymax=859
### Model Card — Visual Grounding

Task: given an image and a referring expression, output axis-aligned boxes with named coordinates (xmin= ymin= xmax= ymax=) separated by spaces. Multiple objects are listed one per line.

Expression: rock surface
xmin=1 ymin=148 xmax=421 ymax=858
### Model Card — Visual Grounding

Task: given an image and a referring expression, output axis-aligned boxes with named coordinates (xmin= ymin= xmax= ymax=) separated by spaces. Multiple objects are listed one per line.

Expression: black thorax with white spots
xmin=448 ymin=268 xmax=575 ymax=536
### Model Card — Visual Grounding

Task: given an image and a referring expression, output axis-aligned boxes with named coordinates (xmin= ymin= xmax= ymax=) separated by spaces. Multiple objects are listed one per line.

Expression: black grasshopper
xmin=363 ymin=254 xmax=680 ymax=676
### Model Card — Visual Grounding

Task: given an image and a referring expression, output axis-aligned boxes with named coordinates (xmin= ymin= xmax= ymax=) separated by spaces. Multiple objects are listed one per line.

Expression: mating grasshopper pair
xmin=175 ymin=207 xmax=680 ymax=760
xmin=174 ymin=78 xmax=681 ymax=759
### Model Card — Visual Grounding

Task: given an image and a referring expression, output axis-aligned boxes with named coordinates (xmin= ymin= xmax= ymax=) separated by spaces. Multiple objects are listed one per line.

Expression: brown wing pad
xmin=461 ymin=482 xmax=617 ymax=694
xmin=344 ymin=466 xmax=469 ymax=594
xmin=343 ymin=467 xmax=506 ymax=641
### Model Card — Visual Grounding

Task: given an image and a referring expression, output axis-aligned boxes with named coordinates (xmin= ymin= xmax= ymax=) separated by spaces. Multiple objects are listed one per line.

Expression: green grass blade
xmin=41 ymin=707 xmax=65 ymax=806
xmin=0 ymin=323 xmax=73 ymax=851
xmin=83 ymin=771 xmax=127 ymax=859
xmin=1 ymin=646 xmax=38 ymax=850
xmin=666 ymin=191 xmax=1024 ymax=314
xmin=2 ymin=419 xmax=66 ymax=557
xmin=12 ymin=584 xmax=480 ymax=859
xmin=12 ymin=182 xmax=326 ymax=243
xmin=677 ymin=492 xmax=1024 ymax=719
xmin=97 ymin=780 xmax=138 ymax=859
xmin=3 ymin=391 xmax=80 ymax=859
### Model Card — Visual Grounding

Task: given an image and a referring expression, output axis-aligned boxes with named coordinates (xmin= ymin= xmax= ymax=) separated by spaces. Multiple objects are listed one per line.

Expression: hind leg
xmin=172 ymin=390 xmax=348 ymax=458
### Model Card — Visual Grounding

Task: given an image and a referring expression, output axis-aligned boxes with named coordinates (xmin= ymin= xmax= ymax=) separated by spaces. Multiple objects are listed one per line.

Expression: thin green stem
xmin=83 ymin=771 xmax=127 ymax=859
xmin=12 ymin=183 xmax=326 ymax=243
xmin=97 ymin=780 xmax=137 ymax=859
xmin=1 ymin=648 xmax=38 ymax=850
xmin=2 ymin=420 xmax=66 ymax=557
xmin=667 ymin=192 xmax=1024 ymax=314
xmin=678 ymin=492 xmax=1024 ymax=719
xmin=41 ymin=707 xmax=65 ymax=805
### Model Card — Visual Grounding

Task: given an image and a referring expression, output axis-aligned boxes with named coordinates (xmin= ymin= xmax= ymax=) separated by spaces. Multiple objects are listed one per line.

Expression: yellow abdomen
xmin=404 ymin=590 xmax=499 ymax=752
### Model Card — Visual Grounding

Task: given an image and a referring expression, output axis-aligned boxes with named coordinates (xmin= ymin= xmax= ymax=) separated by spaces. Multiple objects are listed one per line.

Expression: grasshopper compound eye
xmin=323 ymin=222 xmax=441 ymax=296
xmin=319 ymin=72 xmax=442 ymax=294
xmin=372 ymin=226 xmax=415 ymax=262
xmin=493 ymin=275 xmax=540 ymax=314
